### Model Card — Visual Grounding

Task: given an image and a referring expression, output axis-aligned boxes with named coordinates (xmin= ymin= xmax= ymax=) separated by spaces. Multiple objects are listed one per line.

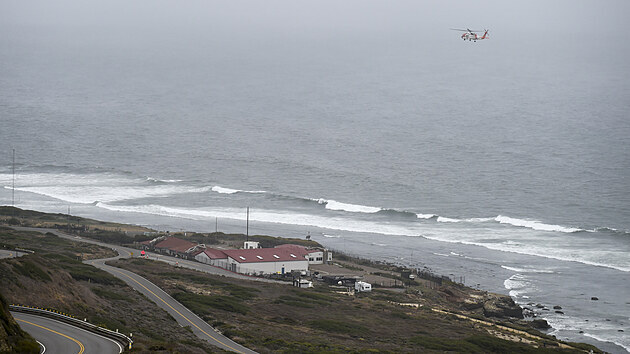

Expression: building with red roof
xmin=220 ymin=247 xmax=309 ymax=275
xmin=194 ymin=248 xmax=228 ymax=265
xmin=153 ymin=237 xmax=205 ymax=258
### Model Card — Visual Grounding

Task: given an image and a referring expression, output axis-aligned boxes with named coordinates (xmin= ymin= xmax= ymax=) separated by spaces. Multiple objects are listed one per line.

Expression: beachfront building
xmin=275 ymin=244 xmax=332 ymax=265
xmin=153 ymin=237 xmax=205 ymax=258
xmin=220 ymin=248 xmax=309 ymax=275
xmin=194 ymin=248 xmax=228 ymax=266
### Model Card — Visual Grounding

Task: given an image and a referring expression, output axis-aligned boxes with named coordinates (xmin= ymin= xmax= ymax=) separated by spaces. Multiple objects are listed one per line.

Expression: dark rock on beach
xmin=591 ymin=297 xmax=599 ymax=301
xmin=531 ymin=319 xmax=551 ymax=329
xmin=483 ymin=296 xmax=524 ymax=319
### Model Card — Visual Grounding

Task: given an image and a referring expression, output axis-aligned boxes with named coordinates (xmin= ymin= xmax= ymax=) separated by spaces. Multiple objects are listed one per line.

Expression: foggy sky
xmin=2 ymin=0 xmax=629 ymax=39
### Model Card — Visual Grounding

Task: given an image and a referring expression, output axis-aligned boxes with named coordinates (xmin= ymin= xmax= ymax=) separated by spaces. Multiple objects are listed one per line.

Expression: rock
xmin=591 ymin=297 xmax=599 ymax=301
xmin=553 ymin=305 xmax=562 ymax=310
xmin=555 ymin=311 xmax=564 ymax=314
xmin=536 ymin=303 xmax=545 ymax=308
xmin=483 ymin=296 xmax=524 ymax=319
xmin=531 ymin=319 xmax=551 ymax=329
xmin=618 ymin=330 xmax=624 ymax=332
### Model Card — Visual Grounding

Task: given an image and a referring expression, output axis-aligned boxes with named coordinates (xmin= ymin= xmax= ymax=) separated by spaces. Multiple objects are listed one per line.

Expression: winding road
xmin=11 ymin=226 xmax=258 ymax=353
xmin=11 ymin=312 xmax=122 ymax=354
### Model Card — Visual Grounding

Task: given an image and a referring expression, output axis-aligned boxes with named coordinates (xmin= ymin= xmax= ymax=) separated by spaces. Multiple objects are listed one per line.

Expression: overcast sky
xmin=2 ymin=0 xmax=629 ymax=38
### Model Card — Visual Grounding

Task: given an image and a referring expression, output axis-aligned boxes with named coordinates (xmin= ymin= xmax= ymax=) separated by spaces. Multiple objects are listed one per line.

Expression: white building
xmin=355 ymin=281 xmax=372 ymax=292
xmin=194 ymin=248 xmax=228 ymax=266
xmin=221 ymin=248 xmax=309 ymax=275
xmin=275 ymin=244 xmax=332 ymax=265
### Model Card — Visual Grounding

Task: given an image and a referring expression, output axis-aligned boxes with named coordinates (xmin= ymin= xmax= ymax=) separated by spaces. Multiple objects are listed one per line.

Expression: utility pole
xmin=246 ymin=207 xmax=249 ymax=241
xmin=215 ymin=217 xmax=218 ymax=233
xmin=12 ymin=149 xmax=15 ymax=209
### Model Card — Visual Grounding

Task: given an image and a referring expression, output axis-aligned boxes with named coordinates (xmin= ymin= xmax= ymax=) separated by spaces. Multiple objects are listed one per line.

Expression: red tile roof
xmin=154 ymin=237 xmax=197 ymax=253
xmin=202 ymin=248 xmax=228 ymax=259
xmin=275 ymin=244 xmax=320 ymax=255
xmin=223 ymin=248 xmax=308 ymax=264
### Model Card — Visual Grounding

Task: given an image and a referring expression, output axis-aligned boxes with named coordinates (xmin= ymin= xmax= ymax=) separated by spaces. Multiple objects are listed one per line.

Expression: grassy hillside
xmin=0 ymin=293 xmax=39 ymax=354
xmin=110 ymin=258 xmax=599 ymax=353
xmin=0 ymin=227 xmax=221 ymax=353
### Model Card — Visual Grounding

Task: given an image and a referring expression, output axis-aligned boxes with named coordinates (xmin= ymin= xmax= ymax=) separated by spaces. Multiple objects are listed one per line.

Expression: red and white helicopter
xmin=451 ymin=28 xmax=489 ymax=42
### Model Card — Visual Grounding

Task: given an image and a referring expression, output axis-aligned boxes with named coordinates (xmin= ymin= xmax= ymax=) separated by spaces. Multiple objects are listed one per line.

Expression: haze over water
xmin=2 ymin=1 xmax=630 ymax=352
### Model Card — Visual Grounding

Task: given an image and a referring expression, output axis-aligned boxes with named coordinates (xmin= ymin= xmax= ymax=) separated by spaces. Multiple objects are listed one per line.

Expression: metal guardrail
xmin=9 ymin=304 xmax=133 ymax=351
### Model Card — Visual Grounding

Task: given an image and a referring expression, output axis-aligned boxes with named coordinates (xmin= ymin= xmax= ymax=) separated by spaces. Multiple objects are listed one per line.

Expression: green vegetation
xmin=2 ymin=208 xmax=603 ymax=353
xmin=173 ymin=292 xmax=250 ymax=315
xmin=11 ymin=260 xmax=51 ymax=282
xmin=0 ymin=293 xmax=39 ymax=354
xmin=307 ymin=319 xmax=369 ymax=337
xmin=0 ymin=227 xmax=218 ymax=353
xmin=408 ymin=335 xmax=571 ymax=353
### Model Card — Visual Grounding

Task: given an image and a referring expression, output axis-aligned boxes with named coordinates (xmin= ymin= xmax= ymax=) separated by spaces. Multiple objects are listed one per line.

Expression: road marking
xmin=36 ymin=340 xmax=46 ymax=354
xmin=17 ymin=318 xmax=85 ymax=354
xmin=108 ymin=266 xmax=246 ymax=354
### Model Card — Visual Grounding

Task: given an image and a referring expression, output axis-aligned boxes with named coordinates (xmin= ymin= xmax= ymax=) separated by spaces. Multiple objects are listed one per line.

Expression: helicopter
xmin=451 ymin=28 xmax=489 ymax=42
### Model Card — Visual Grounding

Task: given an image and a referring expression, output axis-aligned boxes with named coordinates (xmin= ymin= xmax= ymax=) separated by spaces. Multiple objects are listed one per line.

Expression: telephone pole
xmin=246 ymin=207 xmax=249 ymax=241
xmin=12 ymin=149 xmax=15 ymax=208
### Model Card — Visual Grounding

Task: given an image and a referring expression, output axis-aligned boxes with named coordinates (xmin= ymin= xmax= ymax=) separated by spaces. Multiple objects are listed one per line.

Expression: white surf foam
xmin=211 ymin=186 xmax=240 ymax=194
xmin=416 ymin=213 xmax=435 ymax=219
xmin=503 ymin=274 xmax=531 ymax=298
xmin=146 ymin=177 xmax=182 ymax=183
xmin=211 ymin=185 xmax=266 ymax=194
xmin=495 ymin=215 xmax=583 ymax=233
xmin=545 ymin=316 xmax=630 ymax=353
xmin=437 ymin=217 xmax=461 ymax=223
xmin=318 ymin=199 xmax=381 ymax=213
xmin=501 ymin=265 xmax=554 ymax=274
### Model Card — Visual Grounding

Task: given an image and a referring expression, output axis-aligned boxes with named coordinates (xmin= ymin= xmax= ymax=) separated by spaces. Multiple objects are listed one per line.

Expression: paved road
xmin=0 ymin=249 xmax=27 ymax=259
xmin=89 ymin=256 xmax=256 ymax=354
xmin=12 ymin=226 xmax=258 ymax=353
xmin=11 ymin=312 xmax=122 ymax=354
xmin=13 ymin=226 xmax=282 ymax=283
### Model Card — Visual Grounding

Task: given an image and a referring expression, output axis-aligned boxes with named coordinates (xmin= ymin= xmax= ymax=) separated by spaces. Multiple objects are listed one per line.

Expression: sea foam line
xmin=211 ymin=185 xmax=266 ymax=194
xmin=495 ymin=215 xmax=583 ymax=233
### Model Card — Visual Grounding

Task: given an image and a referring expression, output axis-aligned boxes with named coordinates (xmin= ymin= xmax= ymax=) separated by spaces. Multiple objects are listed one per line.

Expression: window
xmin=239 ymin=256 xmax=246 ymax=260
xmin=273 ymin=255 xmax=280 ymax=259
xmin=256 ymin=255 xmax=263 ymax=260
xmin=290 ymin=254 xmax=296 ymax=258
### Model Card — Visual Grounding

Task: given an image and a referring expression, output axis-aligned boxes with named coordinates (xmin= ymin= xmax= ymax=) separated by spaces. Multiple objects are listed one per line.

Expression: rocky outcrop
xmin=531 ymin=319 xmax=551 ymax=329
xmin=482 ymin=296 xmax=524 ymax=319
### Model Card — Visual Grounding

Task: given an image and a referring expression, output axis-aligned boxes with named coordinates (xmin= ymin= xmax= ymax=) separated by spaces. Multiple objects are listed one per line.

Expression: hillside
xmin=0 ymin=227 xmax=221 ymax=353
xmin=0 ymin=208 xmax=603 ymax=353
xmin=0 ymin=293 xmax=39 ymax=354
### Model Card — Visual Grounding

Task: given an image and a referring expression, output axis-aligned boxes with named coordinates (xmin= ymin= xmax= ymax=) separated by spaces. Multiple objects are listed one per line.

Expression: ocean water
xmin=2 ymin=6 xmax=630 ymax=352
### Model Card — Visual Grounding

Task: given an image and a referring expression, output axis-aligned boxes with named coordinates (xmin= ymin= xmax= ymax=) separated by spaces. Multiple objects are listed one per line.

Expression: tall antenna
xmin=12 ymin=149 xmax=15 ymax=208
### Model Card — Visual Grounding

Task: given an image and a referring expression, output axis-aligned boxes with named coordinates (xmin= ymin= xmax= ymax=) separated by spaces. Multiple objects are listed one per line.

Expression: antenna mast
xmin=12 ymin=149 xmax=15 ymax=208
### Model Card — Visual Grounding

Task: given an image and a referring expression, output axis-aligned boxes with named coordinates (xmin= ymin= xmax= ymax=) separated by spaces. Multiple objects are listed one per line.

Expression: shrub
xmin=173 ymin=292 xmax=249 ymax=315
xmin=307 ymin=319 xmax=369 ymax=337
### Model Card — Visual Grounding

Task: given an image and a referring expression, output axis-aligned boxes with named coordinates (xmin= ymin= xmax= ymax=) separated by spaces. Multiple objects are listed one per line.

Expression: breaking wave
xmin=495 ymin=215 xmax=583 ymax=233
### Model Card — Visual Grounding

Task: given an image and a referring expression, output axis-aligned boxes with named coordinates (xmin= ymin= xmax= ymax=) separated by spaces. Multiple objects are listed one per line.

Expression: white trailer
xmin=355 ymin=281 xmax=372 ymax=292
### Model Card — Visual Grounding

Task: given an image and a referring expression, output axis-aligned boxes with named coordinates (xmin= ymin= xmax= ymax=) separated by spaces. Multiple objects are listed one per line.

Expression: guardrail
xmin=9 ymin=304 xmax=133 ymax=351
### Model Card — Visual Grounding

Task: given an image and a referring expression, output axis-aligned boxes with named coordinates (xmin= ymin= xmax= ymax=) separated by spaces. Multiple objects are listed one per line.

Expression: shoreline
xmin=2 ymin=205 xmax=629 ymax=353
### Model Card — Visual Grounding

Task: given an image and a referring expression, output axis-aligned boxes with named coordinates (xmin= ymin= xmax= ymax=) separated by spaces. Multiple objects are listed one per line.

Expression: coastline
xmin=2 ymin=205 xmax=629 ymax=353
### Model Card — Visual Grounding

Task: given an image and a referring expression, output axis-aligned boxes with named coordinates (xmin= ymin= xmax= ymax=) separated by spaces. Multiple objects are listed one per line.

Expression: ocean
xmin=1 ymin=3 xmax=630 ymax=352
